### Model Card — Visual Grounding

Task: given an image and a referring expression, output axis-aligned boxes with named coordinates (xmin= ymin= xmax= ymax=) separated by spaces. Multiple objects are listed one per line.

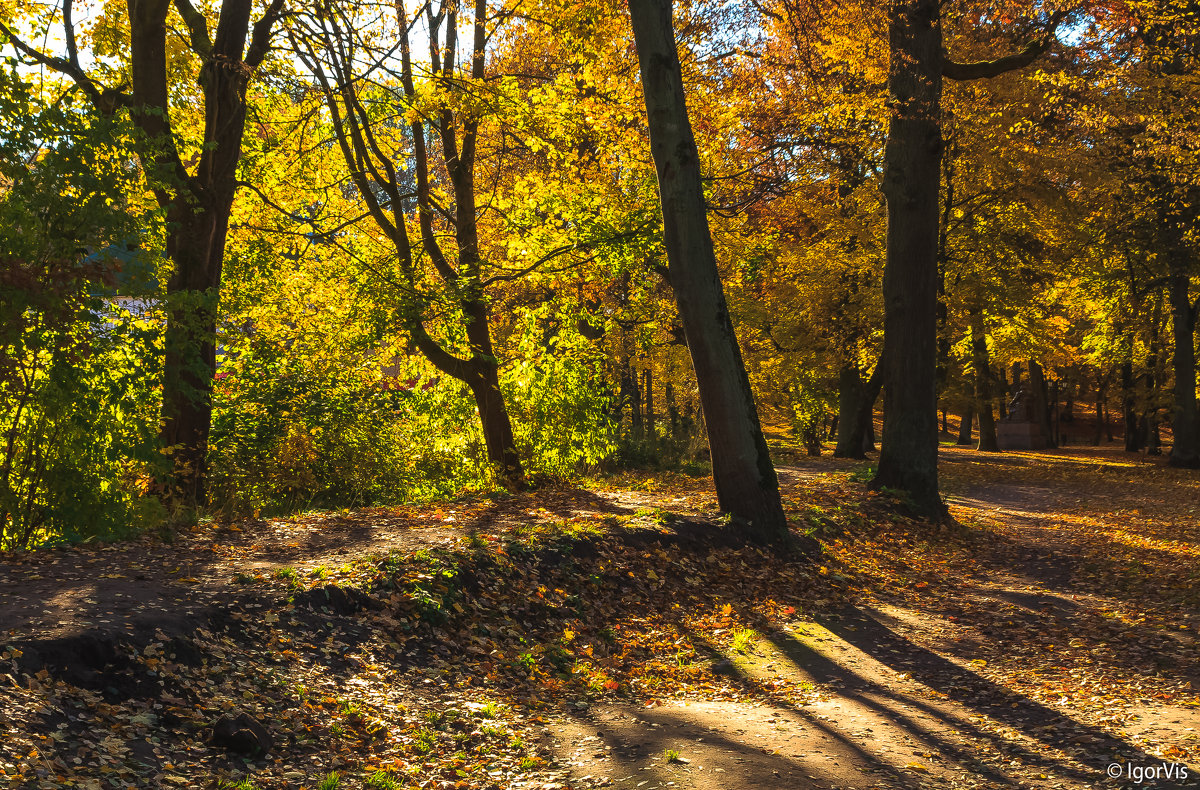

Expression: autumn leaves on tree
xmin=1 ymin=0 xmax=1199 ymax=548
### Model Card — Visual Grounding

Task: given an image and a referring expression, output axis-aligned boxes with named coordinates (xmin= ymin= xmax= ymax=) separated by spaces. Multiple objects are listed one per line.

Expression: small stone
xmin=209 ymin=712 xmax=272 ymax=756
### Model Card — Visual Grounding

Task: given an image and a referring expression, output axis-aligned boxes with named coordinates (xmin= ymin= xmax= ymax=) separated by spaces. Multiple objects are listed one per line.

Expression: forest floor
xmin=1 ymin=444 xmax=1199 ymax=789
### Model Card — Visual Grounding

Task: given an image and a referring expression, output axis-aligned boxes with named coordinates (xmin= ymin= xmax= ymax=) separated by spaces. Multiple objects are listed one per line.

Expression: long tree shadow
xmin=757 ymin=605 xmax=1194 ymax=788
xmin=554 ymin=696 xmax=943 ymax=789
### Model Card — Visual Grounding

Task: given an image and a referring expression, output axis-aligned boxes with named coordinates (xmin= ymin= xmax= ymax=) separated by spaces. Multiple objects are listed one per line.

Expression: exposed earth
xmin=1 ymin=445 xmax=1198 ymax=789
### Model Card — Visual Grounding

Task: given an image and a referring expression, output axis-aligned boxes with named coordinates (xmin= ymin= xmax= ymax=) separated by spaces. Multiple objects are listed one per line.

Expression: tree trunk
xmin=624 ymin=363 xmax=642 ymax=434
xmin=836 ymin=361 xmax=883 ymax=459
xmin=666 ymin=381 xmax=680 ymax=439
xmin=1146 ymin=294 xmax=1164 ymax=455
xmin=969 ymin=310 xmax=998 ymax=452
xmin=1168 ymin=266 xmax=1200 ymax=466
xmin=957 ymin=405 xmax=974 ymax=445
xmin=997 ymin=367 xmax=1009 ymax=419
xmin=629 ymin=0 xmax=791 ymax=543
xmin=872 ymin=0 xmax=946 ymax=518
xmin=834 ymin=365 xmax=866 ymax=459
xmin=969 ymin=312 xmax=998 ymax=451
xmin=159 ymin=208 xmax=227 ymax=506
xmin=1122 ymin=358 xmax=1142 ymax=452
xmin=644 ymin=367 xmax=656 ymax=445
xmin=469 ymin=366 xmax=523 ymax=490
xmin=1029 ymin=360 xmax=1056 ymax=449
xmin=129 ymin=0 xmax=281 ymax=509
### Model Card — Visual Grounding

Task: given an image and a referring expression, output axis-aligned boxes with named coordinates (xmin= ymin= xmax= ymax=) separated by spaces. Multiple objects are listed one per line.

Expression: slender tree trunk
xmin=1168 ymin=265 xmax=1200 ymax=466
xmin=957 ymin=405 xmax=974 ymax=445
xmin=624 ymin=363 xmax=642 ymax=434
xmin=872 ymin=0 xmax=946 ymax=518
xmin=666 ymin=382 xmax=680 ymax=439
xmin=1029 ymin=361 xmax=1056 ymax=449
xmin=468 ymin=366 xmax=523 ymax=489
xmin=629 ymin=0 xmax=791 ymax=543
xmin=1146 ymin=295 xmax=1163 ymax=455
xmin=969 ymin=309 xmax=998 ymax=451
xmin=644 ymin=367 xmax=656 ymax=445
xmin=1122 ymin=358 xmax=1142 ymax=452
xmin=997 ymin=367 xmax=1009 ymax=419
xmin=463 ymin=298 xmax=525 ymax=489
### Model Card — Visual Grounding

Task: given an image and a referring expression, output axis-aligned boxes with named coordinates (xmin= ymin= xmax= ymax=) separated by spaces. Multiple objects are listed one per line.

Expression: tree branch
xmin=172 ymin=0 xmax=213 ymax=57
xmin=245 ymin=0 xmax=285 ymax=69
xmin=943 ymin=37 xmax=1050 ymax=81
xmin=0 ymin=16 xmax=127 ymax=112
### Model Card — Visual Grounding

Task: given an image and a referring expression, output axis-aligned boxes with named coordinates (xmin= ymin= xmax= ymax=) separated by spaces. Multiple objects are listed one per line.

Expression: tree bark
xmin=1122 ymin=358 xmax=1142 ymax=452
xmin=834 ymin=365 xmax=866 ymax=459
xmin=629 ymin=0 xmax=791 ymax=543
xmin=957 ymin=405 xmax=974 ymax=445
xmin=1146 ymin=294 xmax=1164 ymax=455
xmin=969 ymin=309 xmax=998 ymax=451
xmin=644 ymin=367 xmax=656 ymax=445
xmin=835 ymin=361 xmax=883 ymax=459
xmin=469 ymin=367 xmax=523 ymax=488
xmin=1029 ymin=360 xmax=1056 ymax=449
xmin=872 ymin=0 xmax=946 ymax=518
xmin=997 ymin=367 xmax=1009 ymax=419
xmin=1168 ymin=265 xmax=1200 ymax=466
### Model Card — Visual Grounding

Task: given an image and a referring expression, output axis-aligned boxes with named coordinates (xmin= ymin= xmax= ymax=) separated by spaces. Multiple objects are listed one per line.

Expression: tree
xmin=628 ymin=0 xmax=792 ymax=542
xmin=292 ymin=0 xmax=551 ymax=490
xmin=2 ymin=0 xmax=286 ymax=508
xmin=872 ymin=1 xmax=1059 ymax=517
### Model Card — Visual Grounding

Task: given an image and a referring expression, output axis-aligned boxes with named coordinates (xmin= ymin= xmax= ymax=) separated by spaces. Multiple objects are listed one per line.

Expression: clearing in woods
xmin=1 ymin=445 xmax=1197 ymax=789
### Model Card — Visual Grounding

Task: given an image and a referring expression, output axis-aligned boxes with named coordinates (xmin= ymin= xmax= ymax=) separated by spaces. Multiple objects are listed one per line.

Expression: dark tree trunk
xmin=1029 ymin=361 xmax=1056 ymax=449
xmin=997 ymin=367 xmax=1009 ymax=419
xmin=159 ymin=211 xmax=226 ymax=506
xmin=666 ymin=382 xmax=680 ymax=439
xmin=644 ymin=368 xmax=656 ymax=444
xmin=957 ymin=405 xmax=974 ymax=445
xmin=969 ymin=310 xmax=998 ymax=451
xmin=629 ymin=0 xmax=791 ymax=543
xmin=834 ymin=365 xmax=866 ymax=459
xmin=469 ymin=367 xmax=523 ymax=489
xmin=1146 ymin=295 xmax=1164 ymax=455
xmin=872 ymin=0 xmax=946 ymax=518
xmin=623 ymin=363 xmax=642 ymax=434
xmin=836 ymin=361 xmax=883 ymax=459
xmin=1168 ymin=265 xmax=1200 ymax=466
xmin=1122 ymin=358 xmax=1142 ymax=452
